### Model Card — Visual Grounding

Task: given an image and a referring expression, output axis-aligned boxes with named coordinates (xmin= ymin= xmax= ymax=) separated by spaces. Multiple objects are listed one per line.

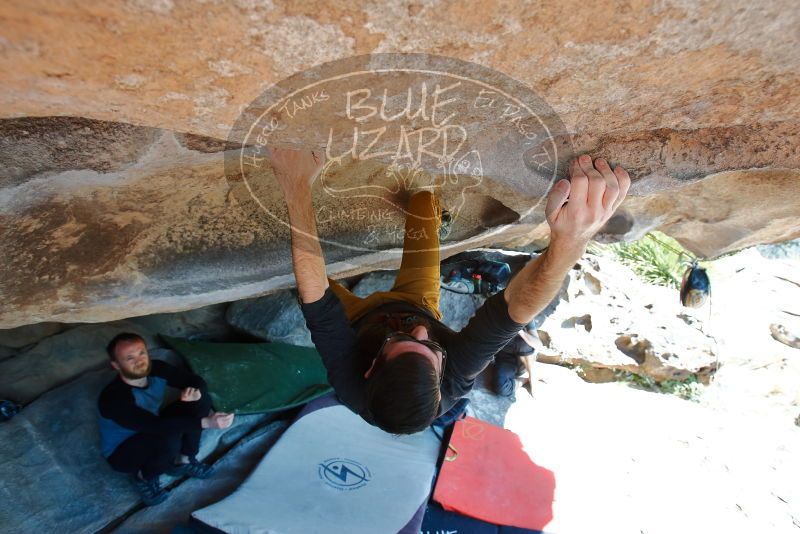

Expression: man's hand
xmin=270 ymin=147 xmax=324 ymax=196
xmin=180 ymin=387 xmax=201 ymax=402
xmin=545 ymin=155 xmax=631 ymax=260
xmin=201 ymin=412 xmax=235 ymax=430
xmin=504 ymin=155 xmax=631 ymax=324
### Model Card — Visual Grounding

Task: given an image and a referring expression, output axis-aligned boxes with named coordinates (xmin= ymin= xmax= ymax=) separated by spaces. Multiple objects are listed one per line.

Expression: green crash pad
xmin=161 ymin=336 xmax=332 ymax=415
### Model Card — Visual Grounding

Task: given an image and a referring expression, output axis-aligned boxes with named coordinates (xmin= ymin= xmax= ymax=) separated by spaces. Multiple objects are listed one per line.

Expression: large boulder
xmin=350 ymin=271 xmax=395 ymax=297
xmin=226 ymin=290 xmax=313 ymax=347
xmin=129 ymin=303 xmax=233 ymax=341
xmin=0 ymin=320 xmax=157 ymax=404
xmin=0 ymin=1 xmax=798 ymax=328
xmin=0 ymin=322 xmax=65 ymax=349
xmin=0 ymin=303 xmax=231 ymax=404
xmin=1 ymin=1 xmax=798 ymax=142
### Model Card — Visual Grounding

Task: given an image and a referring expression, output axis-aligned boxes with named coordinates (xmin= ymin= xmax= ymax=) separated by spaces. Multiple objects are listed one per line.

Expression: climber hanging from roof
xmin=270 ymin=147 xmax=630 ymax=434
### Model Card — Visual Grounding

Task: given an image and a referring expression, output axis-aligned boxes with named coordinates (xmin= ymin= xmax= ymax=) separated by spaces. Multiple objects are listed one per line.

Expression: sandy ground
xmin=493 ymin=249 xmax=800 ymax=534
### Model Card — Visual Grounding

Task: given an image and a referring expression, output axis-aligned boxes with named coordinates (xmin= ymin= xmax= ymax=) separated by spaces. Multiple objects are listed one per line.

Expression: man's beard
xmin=119 ymin=359 xmax=151 ymax=380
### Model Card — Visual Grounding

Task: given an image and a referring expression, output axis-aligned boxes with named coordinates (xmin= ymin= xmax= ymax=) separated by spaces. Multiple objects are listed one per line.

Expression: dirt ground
xmin=493 ymin=248 xmax=800 ymax=534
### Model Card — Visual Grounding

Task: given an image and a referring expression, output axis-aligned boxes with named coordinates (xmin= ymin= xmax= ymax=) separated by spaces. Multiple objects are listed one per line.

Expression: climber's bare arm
xmin=504 ymin=156 xmax=630 ymax=323
xmin=270 ymin=147 xmax=329 ymax=304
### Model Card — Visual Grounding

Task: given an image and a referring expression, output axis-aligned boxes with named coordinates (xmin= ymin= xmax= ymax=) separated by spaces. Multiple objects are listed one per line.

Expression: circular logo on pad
xmin=318 ymin=457 xmax=371 ymax=491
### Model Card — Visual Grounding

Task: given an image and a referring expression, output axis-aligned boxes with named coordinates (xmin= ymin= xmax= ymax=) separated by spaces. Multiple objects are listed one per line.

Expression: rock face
xmin=1 ymin=1 xmax=798 ymax=140
xmin=0 ymin=364 xmax=275 ymax=534
xmin=226 ymin=290 xmax=313 ymax=347
xmin=1 ymin=1 xmax=799 ymax=327
xmin=0 ymin=322 xmax=64 ymax=349
xmin=532 ymin=254 xmax=718 ymax=384
xmin=0 ymin=320 xmax=157 ymax=404
xmin=0 ymin=304 xmax=232 ymax=404
xmin=225 ymin=270 xmax=489 ymax=344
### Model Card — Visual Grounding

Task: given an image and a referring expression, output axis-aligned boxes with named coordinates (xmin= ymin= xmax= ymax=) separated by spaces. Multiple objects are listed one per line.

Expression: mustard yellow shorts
xmin=329 ymin=190 xmax=443 ymax=322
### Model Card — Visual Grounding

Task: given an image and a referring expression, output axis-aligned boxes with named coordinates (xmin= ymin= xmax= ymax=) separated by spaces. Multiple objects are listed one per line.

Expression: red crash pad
xmin=432 ymin=416 xmax=555 ymax=531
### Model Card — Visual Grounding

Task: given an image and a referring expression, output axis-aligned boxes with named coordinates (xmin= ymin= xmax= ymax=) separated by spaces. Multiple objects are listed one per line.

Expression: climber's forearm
xmin=504 ymin=237 xmax=585 ymax=324
xmin=284 ymin=186 xmax=329 ymax=303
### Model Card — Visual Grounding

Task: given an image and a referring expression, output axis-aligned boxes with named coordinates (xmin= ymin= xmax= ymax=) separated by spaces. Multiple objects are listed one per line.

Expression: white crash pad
xmin=192 ymin=403 xmax=440 ymax=534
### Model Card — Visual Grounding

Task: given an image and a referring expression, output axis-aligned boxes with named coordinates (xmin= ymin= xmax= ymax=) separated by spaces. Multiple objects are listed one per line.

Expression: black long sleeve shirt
xmin=97 ymin=359 xmax=207 ymax=457
xmin=300 ymin=288 xmax=524 ymax=423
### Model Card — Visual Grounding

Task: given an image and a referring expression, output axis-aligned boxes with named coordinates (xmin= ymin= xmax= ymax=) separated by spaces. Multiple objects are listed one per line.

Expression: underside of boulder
xmin=1 ymin=0 xmax=799 ymax=328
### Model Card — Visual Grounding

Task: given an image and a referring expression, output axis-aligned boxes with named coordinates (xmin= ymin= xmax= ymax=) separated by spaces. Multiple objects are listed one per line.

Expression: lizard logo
xmin=226 ymin=54 xmax=571 ymax=254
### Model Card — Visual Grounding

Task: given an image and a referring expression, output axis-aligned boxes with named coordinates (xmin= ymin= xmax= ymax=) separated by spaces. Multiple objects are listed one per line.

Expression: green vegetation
xmin=613 ymin=370 xmax=704 ymax=401
xmin=607 ymin=232 xmax=686 ymax=288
